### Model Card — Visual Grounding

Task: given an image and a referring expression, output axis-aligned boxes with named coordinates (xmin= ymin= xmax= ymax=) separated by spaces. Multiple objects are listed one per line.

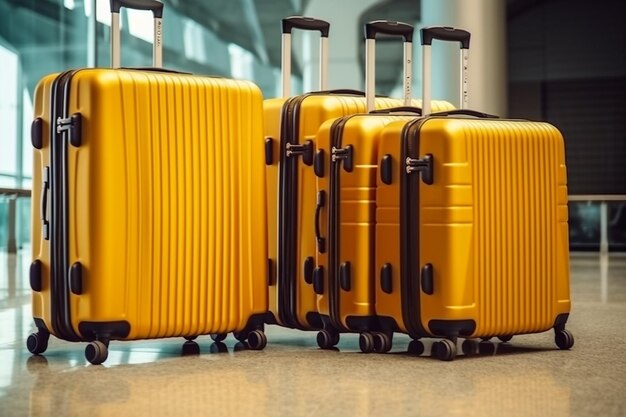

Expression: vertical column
xmin=420 ymin=0 xmax=507 ymax=116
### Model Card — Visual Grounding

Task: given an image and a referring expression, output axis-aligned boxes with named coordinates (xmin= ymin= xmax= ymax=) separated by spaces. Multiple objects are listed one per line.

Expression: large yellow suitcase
xmin=264 ymin=17 xmax=429 ymax=331
xmin=374 ymin=27 xmax=573 ymax=360
xmin=314 ymin=21 xmax=454 ymax=351
xmin=28 ymin=0 xmax=268 ymax=365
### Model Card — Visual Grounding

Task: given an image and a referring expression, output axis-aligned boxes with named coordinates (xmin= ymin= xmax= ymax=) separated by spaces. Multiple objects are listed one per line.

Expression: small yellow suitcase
xmin=264 ymin=17 xmax=432 ymax=331
xmin=314 ymin=21 xmax=454 ymax=351
xmin=28 ymin=0 xmax=268 ymax=364
xmin=374 ymin=27 xmax=573 ymax=360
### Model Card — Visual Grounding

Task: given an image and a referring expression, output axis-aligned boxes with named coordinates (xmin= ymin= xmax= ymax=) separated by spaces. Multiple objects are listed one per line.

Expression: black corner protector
xmin=428 ymin=319 xmax=476 ymax=338
xmin=381 ymin=154 xmax=392 ymax=185
xmin=78 ymin=320 xmax=131 ymax=341
xmin=69 ymin=262 xmax=83 ymax=295
xmin=380 ymin=263 xmax=392 ymax=294
xmin=69 ymin=113 xmax=82 ymax=147
xmin=303 ymin=140 xmax=314 ymax=166
xmin=553 ymin=313 xmax=570 ymax=331
xmin=313 ymin=267 xmax=324 ymax=295
xmin=303 ymin=257 xmax=315 ymax=285
xmin=267 ymin=258 xmax=275 ymax=286
xmin=421 ymin=263 xmax=434 ymax=295
xmin=30 ymin=260 xmax=43 ymax=292
xmin=265 ymin=137 xmax=273 ymax=165
xmin=306 ymin=312 xmax=324 ymax=329
xmin=31 ymin=118 xmax=43 ymax=149
xmin=344 ymin=145 xmax=354 ymax=172
xmin=314 ymin=149 xmax=325 ymax=177
xmin=339 ymin=262 xmax=351 ymax=291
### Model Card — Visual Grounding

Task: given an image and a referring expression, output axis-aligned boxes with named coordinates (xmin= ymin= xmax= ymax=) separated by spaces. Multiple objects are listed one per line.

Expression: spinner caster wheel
xmin=247 ymin=330 xmax=267 ymax=350
xmin=433 ymin=339 xmax=457 ymax=361
xmin=359 ymin=333 xmax=375 ymax=353
xmin=85 ymin=340 xmax=108 ymax=365
xmin=372 ymin=332 xmax=392 ymax=353
xmin=26 ymin=332 xmax=49 ymax=355
xmin=498 ymin=335 xmax=513 ymax=343
xmin=210 ymin=333 xmax=227 ymax=342
xmin=555 ymin=329 xmax=574 ymax=350
xmin=407 ymin=339 xmax=424 ymax=356
xmin=461 ymin=339 xmax=479 ymax=356
xmin=317 ymin=329 xmax=339 ymax=349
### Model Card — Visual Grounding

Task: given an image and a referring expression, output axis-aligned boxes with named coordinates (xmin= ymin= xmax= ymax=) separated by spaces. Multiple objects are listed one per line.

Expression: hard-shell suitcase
xmin=28 ymin=0 xmax=268 ymax=364
xmin=314 ymin=21 xmax=454 ymax=351
xmin=374 ymin=26 xmax=574 ymax=360
xmin=263 ymin=17 xmax=429 ymax=331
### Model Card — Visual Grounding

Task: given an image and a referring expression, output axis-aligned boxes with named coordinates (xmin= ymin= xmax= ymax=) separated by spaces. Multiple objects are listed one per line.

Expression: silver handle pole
xmin=111 ymin=12 xmax=121 ymax=68
xmin=422 ymin=44 xmax=432 ymax=116
xmin=281 ymin=33 xmax=291 ymax=98
xmin=365 ymin=38 xmax=376 ymax=112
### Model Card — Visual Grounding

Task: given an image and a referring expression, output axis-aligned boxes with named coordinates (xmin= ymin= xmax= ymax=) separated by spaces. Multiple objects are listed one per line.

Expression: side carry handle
xmin=281 ymin=16 xmax=331 ymax=97
xmin=420 ymin=26 xmax=470 ymax=116
xmin=110 ymin=0 xmax=164 ymax=68
xmin=364 ymin=20 xmax=414 ymax=112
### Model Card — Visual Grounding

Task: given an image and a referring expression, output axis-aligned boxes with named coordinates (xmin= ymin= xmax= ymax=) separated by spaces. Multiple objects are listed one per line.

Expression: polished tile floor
xmin=1 ymin=250 xmax=625 ymax=417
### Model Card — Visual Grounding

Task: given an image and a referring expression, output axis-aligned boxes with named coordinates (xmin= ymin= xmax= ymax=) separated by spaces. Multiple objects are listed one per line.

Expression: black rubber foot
xmin=210 ymin=333 xmax=227 ymax=342
xmin=498 ymin=335 xmax=513 ymax=343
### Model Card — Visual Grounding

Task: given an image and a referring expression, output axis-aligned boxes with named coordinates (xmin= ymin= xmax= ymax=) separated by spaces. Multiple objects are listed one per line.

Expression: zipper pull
xmin=56 ymin=113 xmax=82 ymax=147
xmin=405 ymin=154 xmax=433 ymax=184
xmin=285 ymin=140 xmax=313 ymax=165
xmin=331 ymin=145 xmax=353 ymax=172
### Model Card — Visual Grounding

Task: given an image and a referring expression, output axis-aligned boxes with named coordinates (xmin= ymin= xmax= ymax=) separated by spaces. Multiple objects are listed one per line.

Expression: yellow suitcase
xmin=374 ymin=27 xmax=573 ymax=360
xmin=28 ymin=0 xmax=268 ymax=365
xmin=264 ymin=17 xmax=432 ymax=331
xmin=314 ymin=21 xmax=454 ymax=351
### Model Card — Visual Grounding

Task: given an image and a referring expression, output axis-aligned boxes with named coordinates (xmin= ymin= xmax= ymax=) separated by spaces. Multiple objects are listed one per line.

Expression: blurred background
xmin=0 ymin=0 xmax=624 ymax=253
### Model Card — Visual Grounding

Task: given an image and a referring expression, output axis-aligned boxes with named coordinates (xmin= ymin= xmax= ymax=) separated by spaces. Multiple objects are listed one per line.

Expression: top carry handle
xmin=420 ymin=26 xmax=471 ymax=116
xmin=110 ymin=0 xmax=164 ymax=68
xmin=281 ymin=16 xmax=331 ymax=97
xmin=364 ymin=20 xmax=414 ymax=113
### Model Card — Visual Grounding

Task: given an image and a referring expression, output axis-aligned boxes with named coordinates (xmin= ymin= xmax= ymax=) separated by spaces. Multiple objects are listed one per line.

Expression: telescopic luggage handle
xmin=364 ymin=20 xmax=414 ymax=113
xmin=110 ymin=0 xmax=164 ymax=68
xmin=281 ymin=16 xmax=331 ymax=97
xmin=420 ymin=26 xmax=471 ymax=116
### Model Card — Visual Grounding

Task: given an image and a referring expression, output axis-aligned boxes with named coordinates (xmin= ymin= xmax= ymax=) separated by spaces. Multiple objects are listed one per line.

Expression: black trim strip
xmin=49 ymin=69 xmax=82 ymax=341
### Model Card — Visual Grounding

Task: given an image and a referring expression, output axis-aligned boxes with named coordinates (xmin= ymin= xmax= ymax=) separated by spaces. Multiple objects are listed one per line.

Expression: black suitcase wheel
xmin=372 ymin=332 xmax=392 ymax=353
xmin=317 ymin=330 xmax=339 ymax=349
xmin=461 ymin=339 xmax=479 ymax=356
xmin=210 ymin=333 xmax=227 ymax=342
xmin=407 ymin=339 xmax=424 ymax=356
xmin=433 ymin=339 xmax=456 ymax=361
xmin=85 ymin=340 xmax=108 ymax=365
xmin=555 ymin=329 xmax=574 ymax=350
xmin=498 ymin=335 xmax=513 ymax=343
xmin=181 ymin=340 xmax=200 ymax=355
xmin=27 ymin=332 xmax=49 ymax=355
xmin=247 ymin=330 xmax=267 ymax=350
xmin=359 ymin=333 xmax=375 ymax=353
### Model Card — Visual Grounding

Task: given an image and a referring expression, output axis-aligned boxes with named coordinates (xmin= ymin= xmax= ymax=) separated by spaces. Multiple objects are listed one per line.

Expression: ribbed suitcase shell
xmin=264 ymin=95 xmax=454 ymax=332
xmin=31 ymin=69 xmax=268 ymax=344
xmin=375 ymin=116 xmax=571 ymax=340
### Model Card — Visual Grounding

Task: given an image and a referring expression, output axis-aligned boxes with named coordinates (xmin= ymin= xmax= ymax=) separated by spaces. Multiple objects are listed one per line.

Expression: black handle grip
xmin=420 ymin=26 xmax=470 ymax=49
xmin=430 ymin=109 xmax=498 ymax=118
xmin=315 ymin=190 xmax=326 ymax=253
xmin=41 ymin=167 xmax=49 ymax=240
xmin=365 ymin=20 xmax=414 ymax=42
xmin=110 ymin=0 xmax=163 ymax=18
xmin=282 ymin=16 xmax=330 ymax=37
xmin=370 ymin=106 xmax=422 ymax=115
